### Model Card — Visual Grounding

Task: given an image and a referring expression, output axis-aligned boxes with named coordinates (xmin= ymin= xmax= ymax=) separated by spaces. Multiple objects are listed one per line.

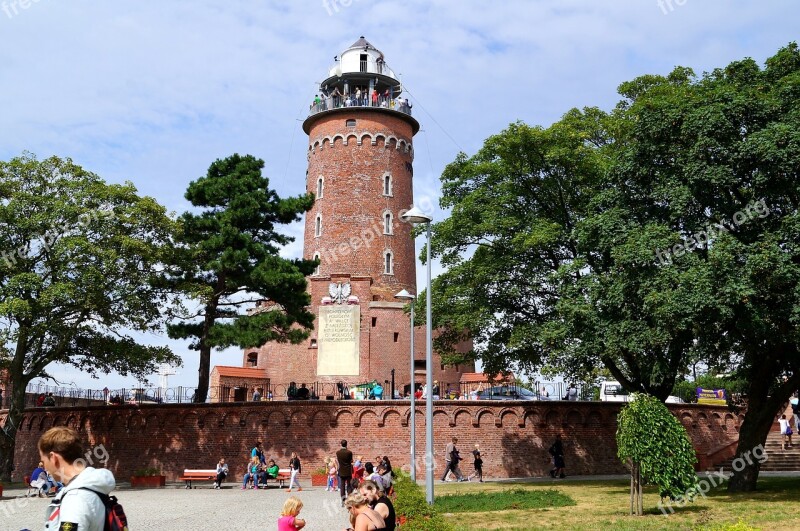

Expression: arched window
xmin=383 ymin=173 xmax=392 ymax=196
xmin=384 ymin=250 xmax=393 ymax=275
xmin=313 ymin=252 xmax=321 ymax=276
xmin=383 ymin=211 xmax=393 ymax=235
xmin=315 ymin=214 xmax=322 ymax=237
xmin=316 ymin=176 xmax=324 ymax=198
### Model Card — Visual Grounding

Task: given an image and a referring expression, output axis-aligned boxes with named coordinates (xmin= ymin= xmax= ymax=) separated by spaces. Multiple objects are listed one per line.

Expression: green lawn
xmin=433 ymin=477 xmax=800 ymax=530
xmin=435 ymin=488 xmax=575 ymax=513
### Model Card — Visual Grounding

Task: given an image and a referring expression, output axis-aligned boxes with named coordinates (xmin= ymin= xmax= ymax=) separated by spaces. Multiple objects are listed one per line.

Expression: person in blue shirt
xmin=29 ymin=460 xmax=52 ymax=497
xmin=371 ymin=384 xmax=383 ymax=400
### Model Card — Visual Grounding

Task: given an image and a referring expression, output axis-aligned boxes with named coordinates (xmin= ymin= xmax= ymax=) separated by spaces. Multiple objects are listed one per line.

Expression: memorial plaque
xmin=317 ymin=305 xmax=360 ymax=376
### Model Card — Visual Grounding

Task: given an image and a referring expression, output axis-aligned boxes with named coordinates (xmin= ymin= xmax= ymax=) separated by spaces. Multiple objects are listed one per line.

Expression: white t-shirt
xmin=779 ymin=418 xmax=790 ymax=434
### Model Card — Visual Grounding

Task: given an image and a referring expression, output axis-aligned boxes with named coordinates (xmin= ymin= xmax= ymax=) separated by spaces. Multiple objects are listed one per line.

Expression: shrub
xmin=617 ymin=394 xmax=697 ymax=501
xmin=132 ymin=467 xmax=162 ymax=477
xmin=392 ymin=471 xmax=454 ymax=531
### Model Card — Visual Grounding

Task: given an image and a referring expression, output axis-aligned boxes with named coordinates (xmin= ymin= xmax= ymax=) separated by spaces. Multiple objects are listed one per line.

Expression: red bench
xmin=179 ymin=469 xmax=217 ymax=489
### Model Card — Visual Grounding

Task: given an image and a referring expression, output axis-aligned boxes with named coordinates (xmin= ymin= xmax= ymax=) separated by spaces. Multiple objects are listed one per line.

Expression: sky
xmin=1 ymin=0 xmax=797 ymax=393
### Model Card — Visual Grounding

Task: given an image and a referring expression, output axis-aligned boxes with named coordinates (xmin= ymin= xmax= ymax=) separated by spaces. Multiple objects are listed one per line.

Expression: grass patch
xmin=435 ymin=488 xmax=575 ymax=513
xmin=435 ymin=476 xmax=800 ymax=530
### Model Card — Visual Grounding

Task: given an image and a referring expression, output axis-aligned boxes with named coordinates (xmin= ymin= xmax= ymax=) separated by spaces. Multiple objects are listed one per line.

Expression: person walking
xmin=39 ymin=426 xmax=119 ymax=531
xmin=336 ymin=439 xmax=354 ymax=506
xmin=467 ymin=444 xmax=483 ymax=482
xmin=549 ymin=434 xmax=566 ymax=478
xmin=440 ymin=436 xmax=465 ymax=482
xmin=286 ymin=452 xmax=302 ymax=492
xmin=779 ymin=414 xmax=793 ymax=450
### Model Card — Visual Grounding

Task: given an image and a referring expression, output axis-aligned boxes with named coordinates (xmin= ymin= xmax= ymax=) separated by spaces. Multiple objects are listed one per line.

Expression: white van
xmin=599 ymin=381 xmax=683 ymax=403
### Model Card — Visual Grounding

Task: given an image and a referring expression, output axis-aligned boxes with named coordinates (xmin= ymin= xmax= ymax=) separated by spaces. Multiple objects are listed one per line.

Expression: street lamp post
xmin=395 ymin=288 xmax=416 ymax=481
xmin=400 ymin=206 xmax=434 ymax=504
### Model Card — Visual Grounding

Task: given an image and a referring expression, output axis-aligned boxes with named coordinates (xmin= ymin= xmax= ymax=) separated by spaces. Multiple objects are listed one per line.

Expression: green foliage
xmin=617 ymin=394 xmax=697 ymax=501
xmin=392 ymin=471 xmax=454 ymax=531
xmin=428 ymin=46 xmax=800 ymax=493
xmin=0 ymin=153 xmax=180 ymax=479
xmin=434 ymin=488 xmax=574 ymax=513
xmin=132 ymin=467 xmax=163 ymax=477
xmin=166 ymin=154 xmax=316 ymax=401
xmin=700 ymin=519 xmax=759 ymax=531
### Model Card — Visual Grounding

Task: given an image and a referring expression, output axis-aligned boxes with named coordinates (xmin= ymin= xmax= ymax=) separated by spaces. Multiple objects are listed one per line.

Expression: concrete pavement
xmin=0 ymin=481 xmax=352 ymax=530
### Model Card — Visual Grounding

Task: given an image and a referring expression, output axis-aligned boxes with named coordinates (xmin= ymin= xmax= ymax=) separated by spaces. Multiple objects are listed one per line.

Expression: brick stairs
xmin=713 ymin=404 xmax=800 ymax=472
xmin=714 ymin=431 xmax=800 ymax=472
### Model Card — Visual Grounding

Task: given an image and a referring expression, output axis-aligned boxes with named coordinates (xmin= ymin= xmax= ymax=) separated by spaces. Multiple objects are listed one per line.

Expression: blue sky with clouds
xmin=1 ymin=0 xmax=797 ymax=392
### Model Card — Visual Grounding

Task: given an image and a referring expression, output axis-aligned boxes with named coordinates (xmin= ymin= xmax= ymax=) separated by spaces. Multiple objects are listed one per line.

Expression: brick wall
xmin=304 ymin=110 xmax=417 ymax=293
xmin=8 ymin=401 xmax=740 ymax=482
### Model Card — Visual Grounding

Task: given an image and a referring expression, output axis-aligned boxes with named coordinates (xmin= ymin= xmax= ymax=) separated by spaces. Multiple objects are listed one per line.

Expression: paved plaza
xmin=1 ymin=482 xmax=352 ymax=530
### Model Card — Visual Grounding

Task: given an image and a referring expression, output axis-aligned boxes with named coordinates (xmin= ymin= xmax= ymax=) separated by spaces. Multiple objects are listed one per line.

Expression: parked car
xmin=127 ymin=389 xmax=163 ymax=404
xmin=475 ymin=385 xmax=538 ymax=401
xmin=599 ymin=380 xmax=684 ymax=403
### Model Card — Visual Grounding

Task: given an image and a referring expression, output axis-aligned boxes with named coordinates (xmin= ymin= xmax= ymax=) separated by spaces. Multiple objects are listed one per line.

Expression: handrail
xmin=308 ymin=95 xmax=412 ymax=118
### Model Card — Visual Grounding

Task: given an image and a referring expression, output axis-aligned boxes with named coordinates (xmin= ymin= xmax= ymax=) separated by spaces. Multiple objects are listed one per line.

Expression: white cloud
xmin=4 ymin=0 xmax=797 ymax=390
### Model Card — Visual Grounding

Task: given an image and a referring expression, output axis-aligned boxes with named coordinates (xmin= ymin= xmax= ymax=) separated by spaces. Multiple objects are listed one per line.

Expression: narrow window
xmin=372 ymin=317 xmax=377 ymax=327
xmin=313 ymin=252 xmax=321 ymax=276
xmin=383 ymin=212 xmax=393 ymax=235
xmin=383 ymin=173 xmax=392 ymax=196
xmin=384 ymin=251 xmax=393 ymax=274
xmin=315 ymin=215 xmax=322 ymax=237
xmin=394 ymin=332 xmax=399 ymax=343
xmin=317 ymin=177 xmax=324 ymax=198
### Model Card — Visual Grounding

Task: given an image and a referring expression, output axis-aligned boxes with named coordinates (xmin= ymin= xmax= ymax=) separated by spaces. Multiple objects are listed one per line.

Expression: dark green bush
xmin=393 ymin=471 xmax=454 ymax=531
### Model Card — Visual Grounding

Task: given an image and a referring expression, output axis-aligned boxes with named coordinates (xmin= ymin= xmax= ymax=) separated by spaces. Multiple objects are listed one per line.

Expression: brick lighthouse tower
xmin=233 ymin=38 xmax=472 ymax=399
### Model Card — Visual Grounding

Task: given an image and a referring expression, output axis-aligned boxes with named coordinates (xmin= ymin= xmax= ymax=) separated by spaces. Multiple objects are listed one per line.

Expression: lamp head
xmin=395 ymin=289 xmax=416 ymax=301
xmin=400 ymin=206 xmax=433 ymax=225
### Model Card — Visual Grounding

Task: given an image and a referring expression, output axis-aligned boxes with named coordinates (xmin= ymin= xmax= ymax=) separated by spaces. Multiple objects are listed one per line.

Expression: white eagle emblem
xmin=328 ymin=282 xmax=351 ymax=304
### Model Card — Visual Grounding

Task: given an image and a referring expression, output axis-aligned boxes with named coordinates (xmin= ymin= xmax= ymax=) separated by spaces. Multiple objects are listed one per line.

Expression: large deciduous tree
xmin=167 ymin=154 xmax=316 ymax=403
xmin=429 ymin=43 xmax=800 ymax=492
xmin=608 ymin=44 xmax=800 ymax=492
xmin=0 ymin=153 xmax=179 ymax=480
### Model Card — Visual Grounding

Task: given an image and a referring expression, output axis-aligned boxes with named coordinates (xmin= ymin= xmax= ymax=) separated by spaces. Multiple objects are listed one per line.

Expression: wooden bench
xmin=253 ymin=469 xmax=291 ymax=489
xmin=273 ymin=469 xmax=291 ymax=488
xmin=179 ymin=469 xmax=217 ymax=489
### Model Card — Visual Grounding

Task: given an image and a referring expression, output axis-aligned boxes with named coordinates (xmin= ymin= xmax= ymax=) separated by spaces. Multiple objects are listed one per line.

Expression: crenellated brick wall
xmin=6 ymin=401 xmax=740 ymax=483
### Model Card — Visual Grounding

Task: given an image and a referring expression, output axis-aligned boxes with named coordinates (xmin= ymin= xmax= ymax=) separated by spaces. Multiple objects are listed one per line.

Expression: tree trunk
xmin=0 ymin=376 xmax=30 ymax=481
xmin=727 ymin=362 xmax=795 ymax=492
xmin=194 ymin=298 xmax=219 ymax=403
xmin=629 ymin=460 xmax=643 ymax=516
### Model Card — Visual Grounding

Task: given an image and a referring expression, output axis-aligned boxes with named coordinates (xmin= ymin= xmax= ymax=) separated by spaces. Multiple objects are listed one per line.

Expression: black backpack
xmin=79 ymin=488 xmax=129 ymax=531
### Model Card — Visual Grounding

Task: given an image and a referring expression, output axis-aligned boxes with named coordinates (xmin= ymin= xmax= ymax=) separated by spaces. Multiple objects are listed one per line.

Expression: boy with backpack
xmin=39 ymin=426 xmax=128 ymax=530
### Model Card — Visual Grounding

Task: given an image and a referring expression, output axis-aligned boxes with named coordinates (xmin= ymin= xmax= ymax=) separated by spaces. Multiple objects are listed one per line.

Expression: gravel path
xmin=0 ymin=482 xmax=352 ymax=530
